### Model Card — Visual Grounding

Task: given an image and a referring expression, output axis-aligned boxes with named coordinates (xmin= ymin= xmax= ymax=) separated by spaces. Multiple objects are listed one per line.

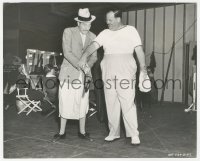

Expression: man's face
xmin=106 ymin=12 xmax=119 ymax=30
xmin=78 ymin=21 xmax=92 ymax=35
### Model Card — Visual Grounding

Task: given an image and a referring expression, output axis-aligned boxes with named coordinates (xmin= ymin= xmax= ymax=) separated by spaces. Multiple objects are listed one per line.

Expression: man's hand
xmin=82 ymin=63 xmax=90 ymax=74
xmin=139 ymin=70 xmax=151 ymax=92
xmin=77 ymin=56 xmax=87 ymax=70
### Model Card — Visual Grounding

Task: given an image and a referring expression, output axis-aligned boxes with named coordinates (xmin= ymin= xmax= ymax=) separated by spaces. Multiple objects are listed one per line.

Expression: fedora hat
xmin=74 ymin=8 xmax=96 ymax=22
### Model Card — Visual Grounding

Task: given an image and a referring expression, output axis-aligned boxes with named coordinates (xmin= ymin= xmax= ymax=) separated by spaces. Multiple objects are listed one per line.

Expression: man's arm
xmin=135 ymin=45 xmax=147 ymax=71
xmin=87 ymin=51 xmax=97 ymax=68
xmin=135 ymin=45 xmax=151 ymax=92
xmin=78 ymin=41 xmax=100 ymax=69
xmin=62 ymin=28 xmax=79 ymax=69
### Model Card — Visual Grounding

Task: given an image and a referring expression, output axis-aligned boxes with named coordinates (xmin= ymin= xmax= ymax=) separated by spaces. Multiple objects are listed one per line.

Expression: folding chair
xmin=16 ymin=88 xmax=42 ymax=115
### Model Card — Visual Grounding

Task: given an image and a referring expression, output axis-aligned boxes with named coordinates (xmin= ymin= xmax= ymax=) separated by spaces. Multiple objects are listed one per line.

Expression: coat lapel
xmin=83 ymin=33 xmax=92 ymax=51
xmin=74 ymin=27 xmax=83 ymax=48
xmin=74 ymin=27 xmax=92 ymax=52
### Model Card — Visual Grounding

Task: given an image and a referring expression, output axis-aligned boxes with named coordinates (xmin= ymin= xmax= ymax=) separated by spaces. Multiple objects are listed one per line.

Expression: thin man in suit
xmin=53 ymin=8 xmax=97 ymax=142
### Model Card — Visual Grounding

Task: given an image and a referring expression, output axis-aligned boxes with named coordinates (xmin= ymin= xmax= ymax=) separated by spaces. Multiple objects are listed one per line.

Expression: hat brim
xmin=74 ymin=15 xmax=96 ymax=22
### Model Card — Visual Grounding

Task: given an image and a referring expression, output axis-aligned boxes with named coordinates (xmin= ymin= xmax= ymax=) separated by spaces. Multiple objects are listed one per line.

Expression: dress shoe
xmin=104 ymin=135 xmax=120 ymax=142
xmin=131 ymin=136 xmax=140 ymax=145
xmin=52 ymin=133 xmax=66 ymax=142
xmin=78 ymin=132 xmax=93 ymax=141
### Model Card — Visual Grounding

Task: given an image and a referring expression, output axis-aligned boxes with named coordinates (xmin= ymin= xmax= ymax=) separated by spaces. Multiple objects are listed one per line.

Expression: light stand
xmin=185 ymin=65 xmax=196 ymax=112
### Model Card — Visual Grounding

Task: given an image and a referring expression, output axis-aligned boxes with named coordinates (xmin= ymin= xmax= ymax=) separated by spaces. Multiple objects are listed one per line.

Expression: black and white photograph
xmin=2 ymin=0 xmax=198 ymax=158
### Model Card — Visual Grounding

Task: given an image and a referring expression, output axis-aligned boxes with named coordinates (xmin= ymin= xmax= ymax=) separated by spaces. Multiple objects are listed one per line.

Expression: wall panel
xmin=185 ymin=4 xmax=196 ymax=105
xmin=128 ymin=11 xmax=136 ymax=27
xmin=174 ymin=4 xmax=184 ymax=102
xmin=122 ymin=12 xmax=128 ymax=25
xmin=154 ymin=7 xmax=164 ymax=101
xmin=194 ymin=4 xmax=197 ymax=41
xmin=145 ymin=9 xmax=154 ymax=66
xmin=185 ymin=4 xmax=195 ymax=42
xmin=163 ymin=6 xmax=174 ymax=102
xmin=136 ymin=10 xmax=145 ymax=44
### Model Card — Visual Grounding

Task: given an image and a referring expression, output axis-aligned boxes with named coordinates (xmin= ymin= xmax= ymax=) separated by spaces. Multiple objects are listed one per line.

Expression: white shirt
xmin=80 ymin=32 xmax=86 ymax=46
xmin=94 ymin=25 xmax=142 ymax=55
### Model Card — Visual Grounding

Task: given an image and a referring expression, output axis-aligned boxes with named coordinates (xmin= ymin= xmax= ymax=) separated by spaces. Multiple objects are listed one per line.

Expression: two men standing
xmin=54 ymin=8 xmax=150 ymax=145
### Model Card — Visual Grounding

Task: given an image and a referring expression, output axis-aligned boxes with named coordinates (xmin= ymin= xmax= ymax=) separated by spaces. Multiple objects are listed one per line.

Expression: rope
xmin=146 ymin=19 xmax=197 ymax=57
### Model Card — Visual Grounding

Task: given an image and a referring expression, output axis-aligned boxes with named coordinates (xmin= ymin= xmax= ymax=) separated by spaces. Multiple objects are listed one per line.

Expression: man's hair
xmin=108 ymin=10 xmax=122 ymax=19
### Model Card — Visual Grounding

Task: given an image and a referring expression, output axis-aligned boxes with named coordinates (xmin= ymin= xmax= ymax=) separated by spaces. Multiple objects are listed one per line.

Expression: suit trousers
xmin=104 ymin=80 xmax=139 ymax=138
xmin=101 ymin=54 xmax=139 ymax=138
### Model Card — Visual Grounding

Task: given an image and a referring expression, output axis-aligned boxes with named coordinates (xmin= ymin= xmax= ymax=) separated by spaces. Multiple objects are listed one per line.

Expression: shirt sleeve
xmin=132 ymin=27 xmax=142 ymax=47
xmin=93 ymin=30 xmax=107 ymax=47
